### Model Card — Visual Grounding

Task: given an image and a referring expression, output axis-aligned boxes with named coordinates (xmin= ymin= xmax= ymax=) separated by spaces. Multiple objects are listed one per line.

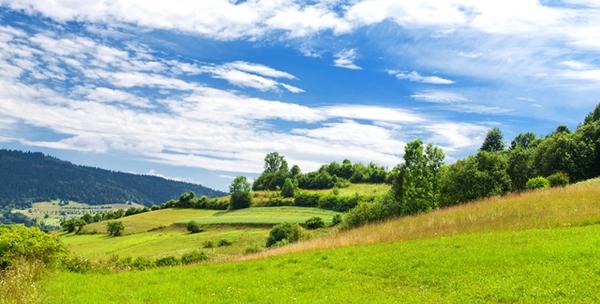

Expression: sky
xmin=0 ymin=1 xmax=599 ymax=191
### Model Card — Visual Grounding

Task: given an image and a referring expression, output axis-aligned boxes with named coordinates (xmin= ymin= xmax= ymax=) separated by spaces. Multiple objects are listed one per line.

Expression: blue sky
xmin=0 ymin=1 xmax=599 ymax=190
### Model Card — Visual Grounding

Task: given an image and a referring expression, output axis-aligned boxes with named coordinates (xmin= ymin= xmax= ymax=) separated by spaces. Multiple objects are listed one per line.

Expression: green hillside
xmin=42 ymin=224 xmax=600 ymax=303
xmin=64 ymin=207 xmax=341 ymax=261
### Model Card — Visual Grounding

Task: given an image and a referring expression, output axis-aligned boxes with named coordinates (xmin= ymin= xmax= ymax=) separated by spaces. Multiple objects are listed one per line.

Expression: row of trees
xmin=252 ymin=152 xmax=389 ymax=191
xmin=343 ymin=103 xmax=600 ymax=228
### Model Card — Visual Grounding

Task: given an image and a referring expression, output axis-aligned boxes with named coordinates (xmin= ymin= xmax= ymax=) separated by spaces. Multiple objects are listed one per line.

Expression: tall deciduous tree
xmin=229 ymin=176 xmax=251 ymax=209
xmin=480 ymin=128 xmax=505 ymax=152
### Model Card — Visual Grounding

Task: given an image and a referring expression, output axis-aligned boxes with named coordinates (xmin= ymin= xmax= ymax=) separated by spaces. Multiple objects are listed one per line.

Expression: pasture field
xmin=64 ymin=207 xmax=340 ymax=260
xmin=248 ymin=183 xmax=390 ymax=205
xmin=62 ymin=226 xmax=270 ymax=260
xmin=42 ymin=224 xmax=600 ymax=303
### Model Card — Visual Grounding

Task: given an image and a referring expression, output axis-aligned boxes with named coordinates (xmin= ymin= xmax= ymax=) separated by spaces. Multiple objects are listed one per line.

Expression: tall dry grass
xmin=0 ymin=261 xmax=44 ymax=304
xmin=239 ymin=178 xmax=600 ymax=261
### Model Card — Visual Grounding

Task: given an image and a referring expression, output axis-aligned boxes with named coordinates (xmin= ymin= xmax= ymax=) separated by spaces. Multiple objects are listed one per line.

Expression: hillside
xmin=0 ymin=150 xmax=224 ymax=207
xmin=38 ymin=178 xmax=600 ymax=303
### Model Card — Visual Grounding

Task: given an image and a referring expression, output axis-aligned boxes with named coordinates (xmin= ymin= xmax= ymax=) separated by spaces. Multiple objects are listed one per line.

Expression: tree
xmin=264 ymin=152 xmax=288 ymax=174
xmin=106 ymin=221 xmax=124 ymax=237
xmin=507 ymin=147 xmax=535 ymax=190
xmin=510 ymin=132 xmax=538 ymax=149
xmin=266 ymin=223 xmax=302 ymax=247
xmin=229 ymin=176 xmax=251 ymax=209
xmin=290 ymin=164 xmax=301 ymax=177
xmin=480 ymin=128 xmax=505 ymax=152
xmin=583 ymin=102 xmax=600 ymax=125
xmin=391 ymin=140 xmax=445 ymax=215
xmin=281 ymin=178 xmax=296 ymax=198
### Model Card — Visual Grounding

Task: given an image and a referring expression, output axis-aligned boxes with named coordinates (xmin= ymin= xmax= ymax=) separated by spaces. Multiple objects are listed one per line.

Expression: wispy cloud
xmin=333 ymin=49 xmax=361 ymax=70
xmin=388 ymin=70 xmax=454 ymax=85
xmin=201 ymin=61 xmax=304 ymax=93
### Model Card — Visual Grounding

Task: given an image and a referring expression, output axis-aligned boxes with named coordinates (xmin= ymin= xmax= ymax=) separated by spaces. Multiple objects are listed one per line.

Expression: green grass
xmin=42 ymin=224 xmax=600 ymax=303
xmin=82 ymin=209 xmax=219 ymax=234
xmin=66 ymin=207 xmax=339 ymax=261
xmin=62 ymin=226 xmax=269 ymax=260
xmin=179 ymin=207 xmax=341 ymax=225
xmin=249 ymin=183 xmax=390 ymax=205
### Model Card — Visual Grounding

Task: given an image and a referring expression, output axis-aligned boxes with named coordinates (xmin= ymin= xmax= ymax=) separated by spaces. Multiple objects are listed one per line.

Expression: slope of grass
xmin=249 ymin=183 xmax=390 ymax=205
xmin=251 ymin=178 xmax=600 ymax=259
xmin=42 ymin=224 xmax=600 ymax=303
xmin=81 ymin=209 xmax=219 ymax=234
xmin=62 ymin=226 xmax=269 ymax=260
xmin=179 ymin=207 xmax=341 ymax=225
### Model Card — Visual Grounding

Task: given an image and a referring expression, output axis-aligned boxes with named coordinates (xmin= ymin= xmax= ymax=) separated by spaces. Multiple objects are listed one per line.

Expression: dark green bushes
xmin=266 ymin=223 xmax=302 ymax=247
xmin=106 ymin=221 xmax=124 ymax=237
xmin=547 ymin=172 xmax=569 ymax=187
xmin=217 ymin=239 xmax=232 ymax=247
xmin=294 ymin=192 xmax=320 ymax=207
xmin=180 ymin=251 xmax=208 ymax=265
xmin=186 ymin=221 xmax=203 ymax=233
xmin=303 ymin=217 xmax=324 ymax=229
xmin=155 ymin=256 xmax=179 ymax=267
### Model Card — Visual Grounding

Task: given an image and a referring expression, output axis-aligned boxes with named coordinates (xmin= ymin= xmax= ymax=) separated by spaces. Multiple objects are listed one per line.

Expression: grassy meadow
xmin=42 ymin=224 xmax=600 ymax=303
xmin=64 ymin=206 xmax=340 ymax=261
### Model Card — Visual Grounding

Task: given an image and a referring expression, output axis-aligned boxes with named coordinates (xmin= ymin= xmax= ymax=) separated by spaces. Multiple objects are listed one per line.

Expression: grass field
xmin=250 ymin=177 xmax=600 ymax=259
xmin=42 ymin=224 xmax=600 ymax=303
xmin=248 ymin=183 xmax=390 ymax=205
xmin=62 ymin=226 xmax=270 ymax=260
xmin=66 ymin=207 xmax=340 ymax=260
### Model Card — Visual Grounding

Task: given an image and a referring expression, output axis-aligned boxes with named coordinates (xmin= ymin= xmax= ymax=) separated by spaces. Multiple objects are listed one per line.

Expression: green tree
xmin=507 ymin=147 xmax=535 ymax=190
xmin=289 ymin=164 xmax=301 ymax=177
xmin=252 ymin=152 xmax=291 ymax=190
xmin=229 ymin=176 xmax=252 ymax=209
xmin=264 ymin=152 xmax=288 ymax=173
xmin=510 ymin=132 xmax=538 ymax=149
xmin=106 ymin=221 xmax=124 ymax=237
xmin=265 ymin=223 xmax=302 ymax=247
xmin=391 ymin=140 xmax=445 ymax=215
xmin=281 ymin=178 xmax=296 ymax=198
xmin=480 ymin=128 xmax=505 ymax=152
xmin=583 ymin=102 xmax=600 ymax=125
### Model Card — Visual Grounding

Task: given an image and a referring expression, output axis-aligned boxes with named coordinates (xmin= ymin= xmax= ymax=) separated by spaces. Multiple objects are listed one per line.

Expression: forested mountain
xmin=0 ymin=150 xmax=225 ymax=207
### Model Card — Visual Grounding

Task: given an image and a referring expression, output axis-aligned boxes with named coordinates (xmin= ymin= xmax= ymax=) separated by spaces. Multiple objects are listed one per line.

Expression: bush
xmin=266 ymin=223 xmax=302 ymax=247
xmin=317 ymin=194 xmax=359 ymax=212
xmin=0 ymin=225 xmax=65 ymax=269
xmin=132 ymin=256 xmax=154 ymax=270
xmin=180 ymin=251 xmax=208 ymax=265
xmin=342 ymin=200 xmax=398 ymax=229
xmin=303 ymin=217 xmax=325 ymax=229
xmin=202 ymin=240 xmax=214 ymax=248
xmin=186 ymin=221 xmax=203 ymax=234
xmin=155 ymin=256 xmax=179 ymax=267
xmin=106 ymin=221 xmax=124 ymax=237
xmin=281 ymin=178 xmax=296 ymax=198
xmin=61 ymin=256 xmax=93 ymax=273
xmin=294 ymin=192 xmax=320 ymax=207
xmin=547 ymin=172 xmax=570 ymax=187
xmin=525 ymin=176 xmax=550 ymax=190
xmin=331 ymin=214 xmax=342 ymax=226
xmin=217 ymin=239 xmax=233 ymax=247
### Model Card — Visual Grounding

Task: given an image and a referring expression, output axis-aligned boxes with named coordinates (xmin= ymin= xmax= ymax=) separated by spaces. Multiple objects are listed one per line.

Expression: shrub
xmin=525 ymin=176 xmax=550 ymax=190
xmin=294 ymin=192 xmax=320 ymax=207
xmin=229 ymin=176 xmax=252 ymax=210
xmin=331 ymin=214 xmax=342 ymax=226
xmin=547 ymin=172 xmax=570 ymax=187
xmin=266 ymin=223 xmax=302 ymax=247
xmin=281 ymin=178 xmax=296 ymax=198
xmin=61 ymin=256 xmax=93 ymax=273
xmin=217 ymin=239 xmax=233 ymax=247
xmin=202 ymin=240 xmax=214 ymax=248
xmin=186 ymin=221 xmax=203 ymax=234
xmin=106 ymin=221 xmax=124 ymax=237
xmin=155 ymin=256 xmax=179 ymax=267
xmin=303 ymin=217 xmax=325 ymax=229
xmin=132 ymin=256 xmax=154 ymax=270
xmin=317 ymin=194 xmax=360 ymax=212
xmin=180 ymin=251 xmax=208 ymax=265
xmin=342 ymin=200 xmax=398 ymax=229
xmin=0 ymin=225 xmax=65 ymax=269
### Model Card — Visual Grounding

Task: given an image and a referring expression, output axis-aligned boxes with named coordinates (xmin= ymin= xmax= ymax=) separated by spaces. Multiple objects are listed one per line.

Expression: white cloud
xmin=200 ymin=61 xmax=304 ymax=93
xmin=0 ymin=20 xmax=492 ymax=175
xmin=333 ymin=49 xmax=361 ymax=70
xmin=411 ymin=90 xmax=467 ymax=103
xmin=388 ymin=70 xmax=454 ymax=85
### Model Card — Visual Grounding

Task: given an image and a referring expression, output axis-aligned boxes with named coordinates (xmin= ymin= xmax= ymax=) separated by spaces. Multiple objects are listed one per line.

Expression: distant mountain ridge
xmin=0 ymin=149 xmax=225 ymax=207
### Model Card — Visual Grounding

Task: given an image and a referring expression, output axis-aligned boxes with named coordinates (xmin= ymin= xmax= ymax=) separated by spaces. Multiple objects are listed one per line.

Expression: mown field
xmin=43 ymin=224 xmax=600 ymax=303
xmin=64 ymin=207 xmax=341 ymax=260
